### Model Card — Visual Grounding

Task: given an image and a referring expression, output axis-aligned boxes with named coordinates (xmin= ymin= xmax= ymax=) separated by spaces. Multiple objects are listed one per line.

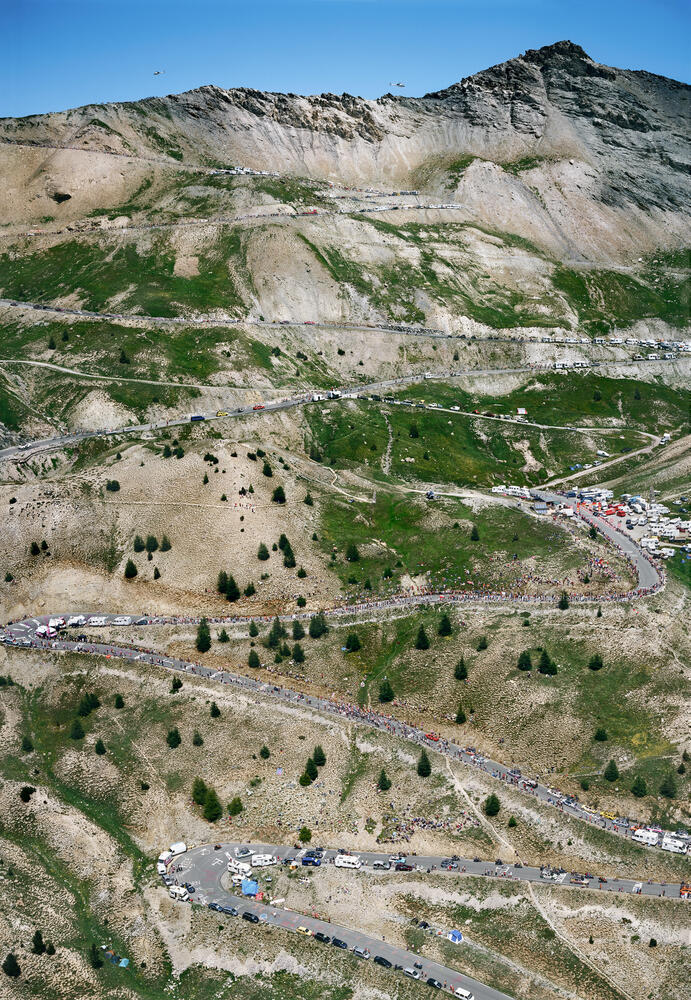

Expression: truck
xmin=334 ymin=854 xmax=361 ymax=870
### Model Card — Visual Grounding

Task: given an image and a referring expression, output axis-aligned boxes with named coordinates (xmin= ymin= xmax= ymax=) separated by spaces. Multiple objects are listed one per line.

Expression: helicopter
xmin=389 ymin=82 xmax=405 ymax=88
xmin=153 ymin=70 xmax=165 ymax=76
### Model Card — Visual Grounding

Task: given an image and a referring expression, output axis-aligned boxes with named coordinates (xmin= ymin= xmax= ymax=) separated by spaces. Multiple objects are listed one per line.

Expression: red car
xmin=253 ymin=404 xmax=265 ymax=411
xmin=395 ymin=863 xmax=413 ymax=872
xmin=425 ymin=733 xmax=440 ymax=742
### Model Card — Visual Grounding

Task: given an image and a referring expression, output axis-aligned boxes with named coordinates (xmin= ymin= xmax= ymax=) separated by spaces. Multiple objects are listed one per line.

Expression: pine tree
xmin=203 ymin=788 xmax=223 ymax=822
xmin=153 ymin=566 xmax=161 ymax=580
xmin=192 ymin=731 xmax=203 ymax=746
xmin=377 ymin=769 xmax=391 ymax=791
xmin=438 ymin=614 xmax=452 ymax=637
xmin=94 ymin=738 xmax=106 ymax=755
xmin=538 ymin=650 xmax=555 ymax=674
xmin=417 ymin=749 xmax=431 ymax=777
xmin=257 ymin=542 xmax=270 ymax=561
xmin=192 ymin=778 xmax=207 ymax=805
xmin=210 ymin=701 xmax=221 ymax=718
xmin=89 ymin=943 xmax=103 ymax=969
xmin=517 ymin=650 xmax=532 ymax=671
xmin=594 ymin=727 xmax=608 ymax=742
xmin=476 ymin=635 xmax=488 ymax=651
xmin=558 ymin=591 xmax=570 ymax=610
xmin=260 ymin=745 xmax=270 ymax=759
xmin=484 ymin=793 xmax=500 ymax=816
xmin=218 ymin=628 xmax=230 ymax=643
xmin=133 ymin=534 xmax=145 ymax=552
xmin=596 ymin=606 xmax=602 ymax=618
xmin=415 ymin=625 xmax=430 ymax=650
xmin=454 ymin=658 xmax=468 ymax=681
xmin=21 ymin=735 xmax=34 ymax=752
xmin=228 ymin=796 xmax=243 ymax=816
xmin=272 ymin=486 xmax=286 ymax=504
xmin=345 ymin=542 xmax=360 ymax=562
xmin=3 ymin=953 xmax=21 ymax=978
xmin=603 ymin=759 xmax=619 ymax=782
xmin=299 ymin=772 xmax=313 ymax=786
xmin=378 ymin=679 xmax=395 ymax=703
xmin=298 ymin=826 xmax=312 ymax=843
xmin=124 ymin=559 xmax=138 ymax=579
xmin=262 ymin=461 xmax=273 ymax=477
xmin=31 ymin=929 xmax=46 ymax=955
xmin=196 ymin=618 xmax=211 ymax=652
xmin=345 ymin=632 xmax=361 ymax=652
xmin=30 ymin=540 xmax=41 ymax=556
xmin=306 ymin=757 xmax=318 ymax=780
xmin=308 ymin=613 xmax=327 ymax=639
xmin=145 ymin=534 xmax=159 ymax=554
xmin=304 ymin=492 xmax=313 ymax=506
xmin=249 ymin=620 xmax=259 ymax=637
xmin=248 ymin=649 xmax=260 ymax=668
xmin=160 ymin=534 xmax=171 ymax=551
xmin=292 ymin=620 xmax=305 ymax=641
xmin=268 ymin=617 xmax=285 ymax=647
xmin=114 ymin=694 xmax=124 ymax=709
xmin=283 ymin=546 xmax=296 ymax=568
xmin=588 ymin=654 xmax=604 ymax=671
xmin=659 ymin=772 xmax=677 ymax=798
xmin=470 ymin=524 xmax=480 ymax=541
xmin=313 ymin=745 xmax=326 ymax=767
xmin=508 ymin=815 xmax=517 ymax=828
xmin=217 ymin=570 xmax=228 ymax=594
xmin=166 ymin=727 xmax=181 ymax=749
xmin=292 ymin=643 xmax=305 ymax=663
xmin=631 ymin=775 xmax=647 ymax=798
xmin=455 ymin=704 xmax=467 ymax=724
xmin=244 ymin=582 xmax=256 ymax=597
xmin=225 ymin=575 xmax=240 ymax=602
xmin=69 ymin=719 xmax=85 ymax=740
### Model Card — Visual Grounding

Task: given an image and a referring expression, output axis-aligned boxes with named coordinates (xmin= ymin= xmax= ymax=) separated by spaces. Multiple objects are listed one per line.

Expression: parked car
xmin=374 ymin=955 xmax=392 ymax=968
xmin=331 ymin=938 xmax=348 ymax=949
xmin=242 ymin=911 xmax=259 ymax=923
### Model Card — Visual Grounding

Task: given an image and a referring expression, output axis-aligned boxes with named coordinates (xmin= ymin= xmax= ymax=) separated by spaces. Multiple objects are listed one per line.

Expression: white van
xmin=251 ymin=854 xmax=277 ymax=868
xmin=455 ymin=990 xmax=474 ymax=1000
xmin=334 ymin=854 xmax=361 ymax=870
xmin=169 ymin=842 xmax=187 ymax=856
xmin=169 ymin=885 xmax=189 ymax=901
xmin=631 ymin=829 xmax=659 ymax=847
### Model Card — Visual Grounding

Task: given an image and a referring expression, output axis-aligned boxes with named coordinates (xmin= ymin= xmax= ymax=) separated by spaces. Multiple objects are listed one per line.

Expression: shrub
xmin=298 ymin=772 xmax=312 ymax=787
xmin=260 ymin=745 xmax=270 ymax=759
xmin=192 ymin=731 xmax=204 ymax=746
xmin=21 ymin=735 xmax=34 ymax=752
xmin=484 ymin=793 xmax=500 ymax=816
xmin=31 ymin=930 xmax=46 ymax=955
xmin=588 ymin=654 xmax=604 ymax=671
xmin=304 ymin=492 xmax=313 ymax=506
xmin=77 ymin=692 xmax=100 ymax=718
xmin=19 ymin=785 xmax=36 ymax=803
xmin=417 ymin=750 xmax=431 ymax=777
xmin=257 ymin=543 xmax=270 ymax=561
xmin=306 ymin=757 xmax=318 ymax=780
xmin=476 ymin=635 xmax=488 ymax=651
xmin=298 ymin=826 xmax=312 ymax=843
xmin=171 ymin=676 xmax=183 ymax=693
xmin=153 ymin=566 xmax=161 ymax=580
xmin=105 ymin=479 xmax=120 ymax=492
xmin=193 ymin=778 xmax=209 ymax=806
xmin=30 ymin=541 xmax=40 ymax=556
xmin=297 ymin=566 xmax=307 ymax=578
xmin=262 ymin=461 xmax=273 ymax=477
xmin=296 ymin=596 xmax=306 ymax=608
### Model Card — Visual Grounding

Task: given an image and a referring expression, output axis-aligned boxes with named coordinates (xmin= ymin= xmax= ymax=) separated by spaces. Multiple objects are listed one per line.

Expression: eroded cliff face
xmin=1 ymin=41 xmax=689 ymax=262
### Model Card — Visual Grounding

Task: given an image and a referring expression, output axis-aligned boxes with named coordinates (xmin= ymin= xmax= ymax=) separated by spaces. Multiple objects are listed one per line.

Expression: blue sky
xmin=3 ymin=0 xmax=689 ymax=118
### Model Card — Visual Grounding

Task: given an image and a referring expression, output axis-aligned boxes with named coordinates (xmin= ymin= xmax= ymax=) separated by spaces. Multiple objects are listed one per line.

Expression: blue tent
xmin=241 ymin=878 xmax=259 ymax=896
xmin=447 ymin=929 xmax=463 ymax=944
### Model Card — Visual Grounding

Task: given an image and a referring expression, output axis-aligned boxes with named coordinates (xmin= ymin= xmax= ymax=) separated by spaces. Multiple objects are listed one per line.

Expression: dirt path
xmin=381 ymin=413 xmax=393 ymax=475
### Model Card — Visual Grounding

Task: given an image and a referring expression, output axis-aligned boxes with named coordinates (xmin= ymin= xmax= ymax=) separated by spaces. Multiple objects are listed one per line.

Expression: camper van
xmin=631 ymin=829 xmax=659 ymax=847
xmin=169 ymin=885 xmax=189 ymax=902
xmin=334 ymin=854 xmax=361 ymax=870
xmin=228 ymin=858 xmax=252 ymax=876
xmin=251 ymin=854 xmax=277 ymax=868
xmin=660 ymin=835 xmax=687 ymax=855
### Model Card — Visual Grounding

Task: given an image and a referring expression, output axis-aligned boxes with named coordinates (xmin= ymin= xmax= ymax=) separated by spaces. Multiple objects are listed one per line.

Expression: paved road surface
xmin=176 ymin=842 xmax=513 ymax=1000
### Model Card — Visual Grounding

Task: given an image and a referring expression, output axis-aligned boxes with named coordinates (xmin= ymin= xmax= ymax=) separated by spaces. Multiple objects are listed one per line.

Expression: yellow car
xmin=297 ymin=926 xmax=313 ymax=936
xmin=601 ymin=812 xmax=617 ymax=821
xmin=216 ymin=410 xmax=228 ymax=417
